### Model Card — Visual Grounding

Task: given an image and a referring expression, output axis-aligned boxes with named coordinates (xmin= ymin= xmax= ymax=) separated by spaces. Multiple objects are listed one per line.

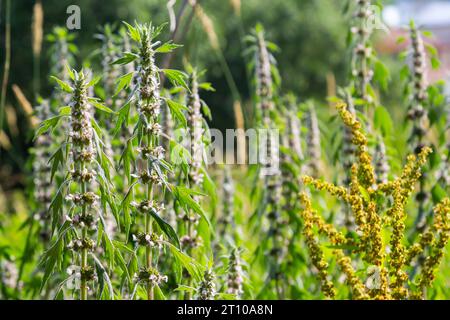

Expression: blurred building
xmin=380 ymin=0 xmax=450 ymax=93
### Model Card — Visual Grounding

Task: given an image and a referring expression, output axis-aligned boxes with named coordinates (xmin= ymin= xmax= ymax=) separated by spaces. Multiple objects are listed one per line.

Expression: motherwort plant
xmin=31 ymin=99 xmax=54 ymax=243
xmin=39 ymin=69 xmax=116 ymax=300
xmin=341 ymin=90 xmax=357 ymax=186
xmin=349 ymin=0 xmax=375 ymax=106
xmin=120 ymin=23 xmax=172 ymax=300
xmin=299 ymin=102 xmax=450 ymax=300
xmin=217 ymin=166 xmax=235 ymax=240
xmin=179 ymin=69 xmax=204 ymax=251
xmin=197 ymin=268 xmax=216 ymax=300
xmin=114 ymin=22 xmax=206 ymax=300
xmin=176 ymin=66 xmax=217 ymax=299
xmin=305 ymin=101 xmax=321 ymax=179
xmin=246 ymin=24 xmax=287 ymax=298
xmin=405 ymin=22 xmax=431 ymax=232
xmin=373 ymin=137 xmax=389 ymax=184
xmin=225 ymin=248 xmax=244 ymax=299
xmin=178 ymin=67 xmax=214 ymax=253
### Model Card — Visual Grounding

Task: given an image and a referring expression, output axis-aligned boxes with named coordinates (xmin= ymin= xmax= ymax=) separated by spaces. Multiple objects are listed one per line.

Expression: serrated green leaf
xmin=58 ymin=106 xmax=71 ymax=115
xmin=162 ymin=69 xmax=189 ymax=90
xmin=39 ymin=220 xmax=72 ymax=291
xmin=112 ymin=52 xmax=139 ymax=65
xmin=155 ymin=41 xmax=183 ymax=53
xmin=167 ymin=242 xmax=203 ymax=282
xmin=173 ymin=186 xmax=212 ymax=230
xmin=50 ymin=76 xmax=73 ymax=93
xmin=48 ymin=145 xmax=64 ymax=182
xmin=166 ymin=99 xmax=187 ymax=128
xmin=114 ymin=72 xmax=134 ymax=97
xmin=122 ymin=21 xmax=140 ymax=42
xmin=88 ymin=75 xmax=102 ymax=87
xmin=149 ymin=209 xmax=179 ymax=248
xmin=34 ymin=115 xmax=63 ymax=140
xmin=92 ymin=254 xmax=114 ymax=300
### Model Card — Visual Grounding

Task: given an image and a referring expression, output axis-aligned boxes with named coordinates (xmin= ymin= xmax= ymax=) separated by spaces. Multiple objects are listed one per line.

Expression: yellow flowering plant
xmin=299 ymin=102 xmax=450 ymax=300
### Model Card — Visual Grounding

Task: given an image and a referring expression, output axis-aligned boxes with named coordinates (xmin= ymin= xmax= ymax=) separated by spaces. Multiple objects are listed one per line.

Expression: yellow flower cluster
xmin=413 ymin=198 xmax=450 ymax=298
xmin=299 ymin=102 xmax=450 ymax=300
xmin=299 ymin=193 xmax=336 ymax=299
xmin=335 ymin=103 xmax=375 ymax=188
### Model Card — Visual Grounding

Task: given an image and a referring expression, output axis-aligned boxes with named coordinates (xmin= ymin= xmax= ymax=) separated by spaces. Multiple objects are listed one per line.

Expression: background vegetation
xmin=1 ymin=0 xmax=449 ymax=300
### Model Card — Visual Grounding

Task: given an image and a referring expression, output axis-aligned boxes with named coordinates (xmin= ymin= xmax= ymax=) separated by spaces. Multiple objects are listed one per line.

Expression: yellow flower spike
xmin=335 ymin=102 xmax=375 ymax=188
xmin=377 ymin=181 xmax=395 ymax=194
xmin=299 ymin=192 xmax=336 ymax=299
xmin=335 ymin=251 xmax=369 ymax=300
xmin=387 ymin=181 xmax=409 ymax=299
xmin=415 ymin=198 xmax=450 ymax=298
xmin=299 ymin=192 xmax=373 ymax=299
xmin=365 ymin=202 xmax=384 ymax=267
xmin=299 ymin=192 xmax=347 ymax=245
xmin=398 ymin=147 xmax=432 ymax=198
xmin=302 ymin=175 xmax=349 ymax=201
xmin=405 ymin=231 xmax=434 ymax=266
xmin=349 ymin=164 xmax=360 ymax=195
xmin=298 ymin=102 xmax=446 ymax=300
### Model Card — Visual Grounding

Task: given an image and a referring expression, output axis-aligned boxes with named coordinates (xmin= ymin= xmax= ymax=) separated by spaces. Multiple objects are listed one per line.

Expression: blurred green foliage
xmin=2 ymin=0 xmax=348 ymax=155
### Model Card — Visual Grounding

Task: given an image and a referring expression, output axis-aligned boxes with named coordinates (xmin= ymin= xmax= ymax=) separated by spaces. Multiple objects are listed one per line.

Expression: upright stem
xmin=161 ymin=0 xmax=189 ymax=84
xmin=80 ymin=229 xmax=88 ymax=300
xmin=80 ymin=161 xmax=88 ymax=300
xmin=145 ymin=182 xmax=154 ymax=300
xmin=0 ymin=0 xmax=11 ymax=135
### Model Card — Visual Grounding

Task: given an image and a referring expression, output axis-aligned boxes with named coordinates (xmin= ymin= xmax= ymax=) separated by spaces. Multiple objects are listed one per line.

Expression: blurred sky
xmin=383 ymin=0 xmax=450 ymax=93
xmin=384 ymin=0 xmax=450 ymax=28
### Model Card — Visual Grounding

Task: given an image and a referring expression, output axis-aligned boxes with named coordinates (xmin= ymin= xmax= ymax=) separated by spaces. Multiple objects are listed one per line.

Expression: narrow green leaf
xmin=374 ymin=106 xmax=393 ymax=136
xmin=153 ymin=284 xmax=166 ymax=300
xmin=199 ymin=82 xmax=215 ymax=92
xmin=149 ymin=209 xmax=179 ymax=248
xmin=88 ymin=98 xmax=115 ymax=114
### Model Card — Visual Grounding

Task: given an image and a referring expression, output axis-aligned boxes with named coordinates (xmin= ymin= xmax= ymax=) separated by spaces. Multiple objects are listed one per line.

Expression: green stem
xmin=145 ymin=121 xmax=154 ymax=300
xmin=145 ymin=184 xmax=154 ymax=300
xmin=15 ymin=216 xmax=35 ymax=294
xmin=214 ymin=49 xmax=241 ymax=103
xmin=80 ymin=230 xmax=88 ymax=300
xmin=80 ymin=161 xmax=88 ymax=300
